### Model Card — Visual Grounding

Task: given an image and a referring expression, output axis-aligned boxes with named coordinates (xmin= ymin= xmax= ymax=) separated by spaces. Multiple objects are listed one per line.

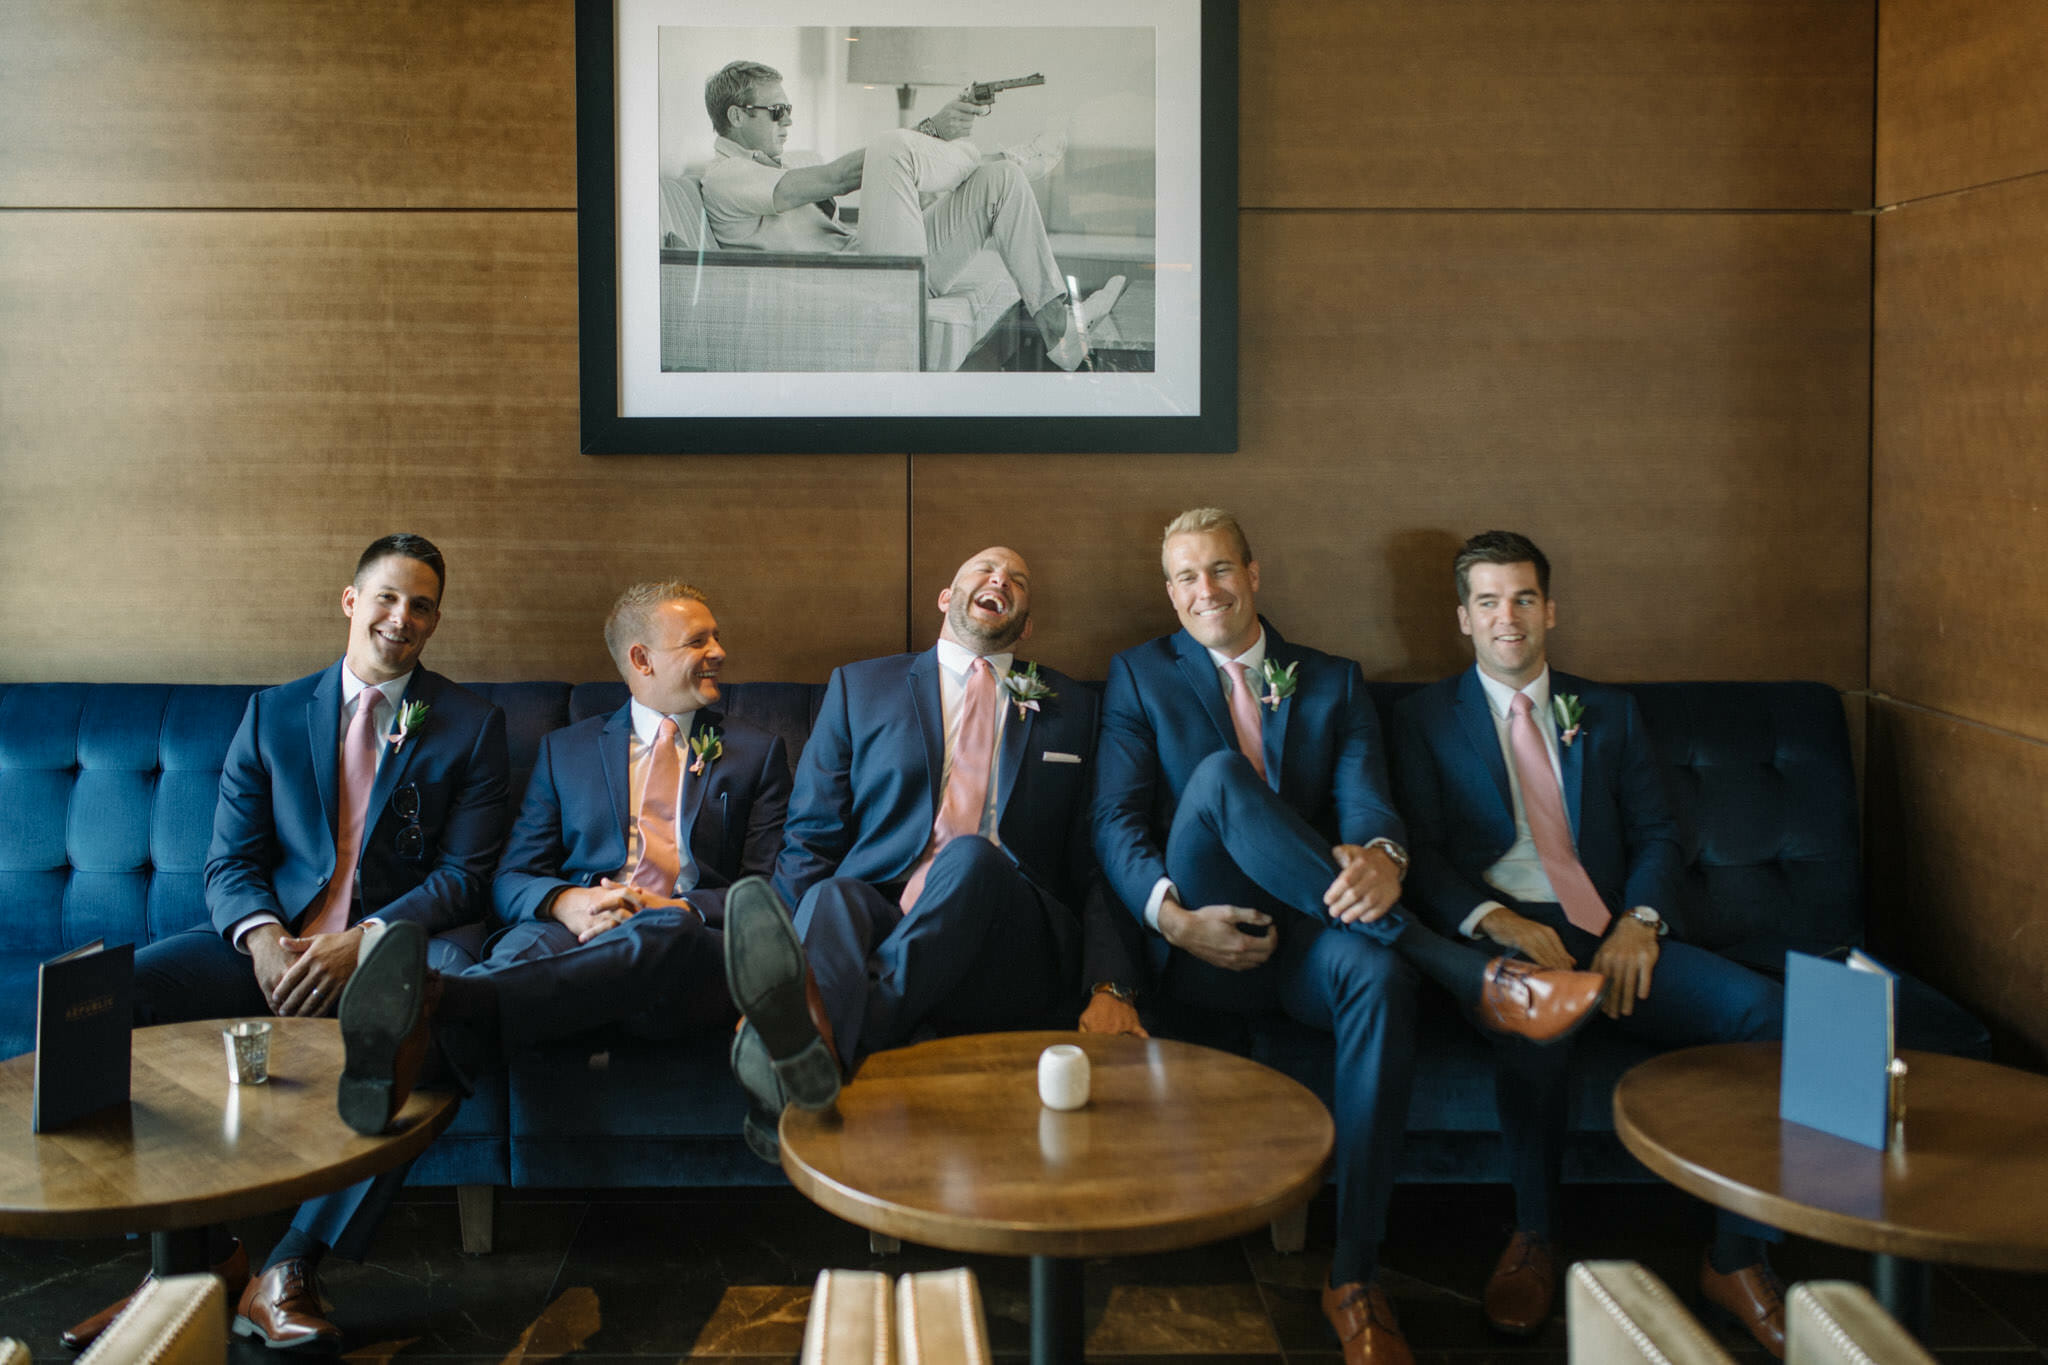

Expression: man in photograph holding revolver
xmin=698 ymin=59 xmax=1124 ymax=370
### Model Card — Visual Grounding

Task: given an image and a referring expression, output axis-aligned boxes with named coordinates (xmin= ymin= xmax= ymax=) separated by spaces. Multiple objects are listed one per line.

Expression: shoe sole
xmin=230 ymin=1317 xmax=341 ymax=1350
xmin=729 ymin=1025 xmax=786 ymax=1164
xmin=723 ymin=880 xmax=840 ymax=1111
xmin=336 ymin=919 xmax=427 ymax=1135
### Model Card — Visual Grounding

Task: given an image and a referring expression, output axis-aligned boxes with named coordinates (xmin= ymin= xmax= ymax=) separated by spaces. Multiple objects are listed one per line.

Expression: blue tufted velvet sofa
xmin=0 ymin=677 xmax=1983 ymax=1249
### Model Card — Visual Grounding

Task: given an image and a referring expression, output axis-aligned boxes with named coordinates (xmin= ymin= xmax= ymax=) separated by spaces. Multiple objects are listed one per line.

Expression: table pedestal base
xmin=151 ymin=1227 xmax=210 ymax=1278
xmin=1031 ymin=1255 xmax=1083 ymax=1365
xmin=1872 ymin=1253 xmax=1932 ymax=1338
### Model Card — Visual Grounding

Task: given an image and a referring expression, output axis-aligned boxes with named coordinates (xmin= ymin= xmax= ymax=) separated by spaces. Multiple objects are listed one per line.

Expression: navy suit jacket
xmin=1093 ymin=619 xmax=1406 ymax=935
xmin=1389 ymin=666 xmax=1683 ymax=939
xmin=774 ymin=649 xmax=1099 ymax=963
xmin=204 ymin=662 xmax=510 ymax=941
xmin=492 ymin=703 xmax=790 ymax=928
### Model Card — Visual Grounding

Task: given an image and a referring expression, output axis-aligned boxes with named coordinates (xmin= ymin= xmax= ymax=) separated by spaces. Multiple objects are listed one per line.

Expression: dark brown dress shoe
xmin=337 ymin=919 xmax=439 ymax=1135
xmin=1699 ymin=1252 xmax=1787 ymax=1358
xmin=1482 ymin=1229 xmax=1558 ymax=1335
xmin=61 ymin=1238 xmax=250 ymax=1350
xmin=1475 ymin=958 xmax=1604 ymax=1044
xmin=233 ymin=1258 xmax=342 ymax=1350
xmin=1321 ymin=1281 xmax=1415 ymax=1365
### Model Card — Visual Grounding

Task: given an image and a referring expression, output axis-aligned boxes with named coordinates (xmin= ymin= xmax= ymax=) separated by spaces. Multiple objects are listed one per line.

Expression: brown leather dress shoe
xmin=60 ymin=1238 xmax=250 ymax=1350
xmin=337 ymin=919 xmax=439 ymax=1135
xmin=233 ymin=1258 xmax=342 ymax=1350
xmin=1321 ymin=1281 xmax=1415 ymax=1365
xmin=1699 ymin=1252 xmax=1786 ymax=1358
xmin=1475 ymin=958 xmax=1604 ymax=1044
xmin=1482 ymin=1229 xmax=1558 ymax=1335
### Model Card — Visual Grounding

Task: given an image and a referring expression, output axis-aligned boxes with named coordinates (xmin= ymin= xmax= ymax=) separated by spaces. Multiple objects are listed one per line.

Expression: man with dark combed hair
xmin=1392 ymin=531 xmax=1786 ymax=1353
xmin=75 ymin=535 xmax=510 ymax=1350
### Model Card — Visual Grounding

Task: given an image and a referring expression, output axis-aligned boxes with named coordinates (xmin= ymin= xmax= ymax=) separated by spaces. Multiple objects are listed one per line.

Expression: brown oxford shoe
xmin=1482 ymin=1229 xmax=1559 ymax=1336
xmin=1321 ymin=1281 xmax=1415 ymax=1365
xmin=60 ymin=1237 xmax=250 ymax=1350
xmin=232 ymin=1258 xmax=342 ymax=1350
xmin=1475 ymin=957 xmax=1604 ymax=1044
xmin=337 ymin=919 xmax=439 ymax=1136
xmin=1699 ymin=1252 xmax=1787 ymax=1358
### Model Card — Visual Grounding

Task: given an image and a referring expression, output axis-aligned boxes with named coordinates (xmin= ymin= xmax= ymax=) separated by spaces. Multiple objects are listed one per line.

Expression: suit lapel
xmin=1455 ymin=666 xmax=1515 ymax=820
xmin=1553 ymin=673 xmax=1586 ymax=838
xmin=1172 ymin=630 xmax=1237 ymax=757
xmin=995 ymin=663 xmax=1035 ymax=823
xmin=307 ymin=663 xmax=343 ymax=859
xmin=363 ymin=670 xmax=433 ymax=853
xmin=680 ymin=707 xmax=719 ymax=840
xmin=908 ymin=651 xmax=945 ymax=814
xmin=601 ymin=702 xmax=635 ymax=859
xmin=1258 ymin=626 xmax=1292 ymax=792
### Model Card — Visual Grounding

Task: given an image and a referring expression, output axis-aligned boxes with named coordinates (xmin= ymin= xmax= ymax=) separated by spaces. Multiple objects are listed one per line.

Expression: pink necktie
xmin=304 ymin=693 xmax=382 ymax=937
xmin=1508 ymin=693 xmax=1610 ymax=934
xmin=1224 ymin=661 xmax=1268 ymax=781
xmin=628 ymin=717 xmax=683 ymax=895
xmin=901 ymin=658 xmax=998 ymax=911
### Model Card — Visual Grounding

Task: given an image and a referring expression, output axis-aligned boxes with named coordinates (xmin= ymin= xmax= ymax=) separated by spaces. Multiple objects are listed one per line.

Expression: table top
xmin=1614 ymin=1042 xmax=2048 ymax=1271
xmin=779 ymin=1031 xmax=1333 ymax=1258
xmin=0 ymin=1018 xmax=458 ymax=1238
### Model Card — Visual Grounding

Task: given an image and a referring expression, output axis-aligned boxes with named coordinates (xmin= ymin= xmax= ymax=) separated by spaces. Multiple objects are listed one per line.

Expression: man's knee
xmin=930 ymin=834 xmax=1008 ymax=882
xmin=865 ymin=126 xmax=924 ymax=165
xmin=796 ymin=876 xmax=881 ymax=936
xmin=1312 ymin=933 xmax=1417 ymax=1013
xmin=1185 ymin=749 xmax=1263 ymax=809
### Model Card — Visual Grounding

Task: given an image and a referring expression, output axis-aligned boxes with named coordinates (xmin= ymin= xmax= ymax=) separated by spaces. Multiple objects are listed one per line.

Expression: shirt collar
xmin=341 ymin=662 xmax=413 ymax=713
xmin=935 ymin=637 xmax=1015 ymax=683
xmin=1476 ymin=664 xmax=1552 ymax=723
xmin=629 ymin=698 xmax=700 ymax=746
xmin=1204 ymin=626 xmax=1268 ymax=675
xmin=712 ymin=134 xmax=781 ymax=168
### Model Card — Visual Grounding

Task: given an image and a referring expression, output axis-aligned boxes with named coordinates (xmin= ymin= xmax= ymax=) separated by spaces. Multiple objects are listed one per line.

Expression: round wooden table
xmin=780 ymin=1031 xmax=1333 ymax=1365
xmin=1 ymin=1018 xmax=458 ymax=1275
xmin=1614 ymin=1042 xmax=2048 ymax=1333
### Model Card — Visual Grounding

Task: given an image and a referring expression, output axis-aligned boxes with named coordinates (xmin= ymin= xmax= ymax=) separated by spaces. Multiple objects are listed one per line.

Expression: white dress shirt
xmin=1463 ymin=665 xmax=1567 ymax=938
xmin=1143 ymin=629 xmax=1269 ymax=930
xmin=615 ymin=699 xmax=701 ymax=895
xmin=933 ymin=637 xmax=1013 ymax=844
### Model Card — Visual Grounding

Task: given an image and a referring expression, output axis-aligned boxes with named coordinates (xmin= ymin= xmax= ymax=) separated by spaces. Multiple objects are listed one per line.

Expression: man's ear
xmin=937 ymin=586 xmax=954 ymax=618
xmin=627 ymin=641 xmax=653 ymax=676
xmin=1018 ymin=617 xmax=1035 ymax=644
xmin=1246 ymin=559 xmax=1261 ymax=594
xmin=341 ymin=584 xmax=358 ymax=620
xmin=1456 ymin=603 xmax=1474 ymax=638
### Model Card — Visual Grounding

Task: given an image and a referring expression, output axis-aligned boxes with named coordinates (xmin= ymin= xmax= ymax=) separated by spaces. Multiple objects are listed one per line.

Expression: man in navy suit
xmin=482 ymin=579 xmax=791 ymax=1041
xmin=84 ymin=534 xmax=510 ymax=1351
xmin=718 ymin=546 xmax=1109 ymax=1162
xmin=1093 ymin=508 xmax=1605 ymax=1365
xmin=1390 ymin=531 xmax=1785 ymax=1353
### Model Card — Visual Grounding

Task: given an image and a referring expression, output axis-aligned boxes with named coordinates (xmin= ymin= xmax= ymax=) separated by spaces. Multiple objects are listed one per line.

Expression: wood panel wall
xmin=3 ymin=1 xmax=1870 ymax=702
xmin=1872 ymin=2 xmax=2048 ymax=1062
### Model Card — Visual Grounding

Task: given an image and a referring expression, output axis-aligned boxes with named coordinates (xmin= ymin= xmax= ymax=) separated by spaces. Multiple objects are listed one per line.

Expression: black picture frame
xmin=575 ymin=0 xmax=1237 ymax=454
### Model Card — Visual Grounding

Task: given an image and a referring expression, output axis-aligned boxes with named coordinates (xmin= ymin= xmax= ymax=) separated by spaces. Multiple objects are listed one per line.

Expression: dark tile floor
xmin=4 ymin=1182 xmax=2045 ymax=1362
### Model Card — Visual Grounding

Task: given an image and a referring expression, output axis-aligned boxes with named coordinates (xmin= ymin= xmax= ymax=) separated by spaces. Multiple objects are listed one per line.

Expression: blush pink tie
xmin=901 ymin=658 xmax=998 ymax=911
xmin=628 ymin=717 xmax=683 ymax=895
xmin=1508 ymin=692 xmax=1611 ymax=934
xmin=304 ymin=693 xmax=383 ymax=937
xmin=1223 ymin=661 xmax=1268 ymax=782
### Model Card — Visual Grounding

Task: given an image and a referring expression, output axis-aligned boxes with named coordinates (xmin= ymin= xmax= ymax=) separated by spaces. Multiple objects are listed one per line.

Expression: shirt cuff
xmin=229 ymin=912 xmax=285 ymax=954
xmin=1144 ymin=877 xmax=1178 ymax=933
xmin=1460 ymin=900 xmax=1507 ymax=941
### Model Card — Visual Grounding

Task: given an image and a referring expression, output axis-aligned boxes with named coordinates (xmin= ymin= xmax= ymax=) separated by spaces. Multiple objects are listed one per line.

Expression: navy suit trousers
xmin=1155 ymin=752 xmax=1419 ymax=1285
xmin=794 ymin=835 xmax=1068 ymax=1068
xmin=1486 ymin=896 xmax=1783 ymax=1242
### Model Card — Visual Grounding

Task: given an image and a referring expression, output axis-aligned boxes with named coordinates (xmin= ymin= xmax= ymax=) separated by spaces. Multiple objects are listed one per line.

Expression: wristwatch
xmin=1364 ymin=837 xmax=1409 ymax=879
xmin=1625 ymin=906 xmax=1668 ymax=937
xmin=1091 ymin=981 xmax=1136 ymax=1003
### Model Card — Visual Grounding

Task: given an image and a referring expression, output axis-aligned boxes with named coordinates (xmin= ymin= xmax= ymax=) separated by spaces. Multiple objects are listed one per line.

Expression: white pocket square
xmin=1041 ymin=751 xmax=1082 ymax=764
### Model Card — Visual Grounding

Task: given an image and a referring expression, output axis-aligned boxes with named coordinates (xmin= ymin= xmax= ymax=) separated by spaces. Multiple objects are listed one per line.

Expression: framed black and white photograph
xmin=576 ymin=0 xmax=1236 ymax=453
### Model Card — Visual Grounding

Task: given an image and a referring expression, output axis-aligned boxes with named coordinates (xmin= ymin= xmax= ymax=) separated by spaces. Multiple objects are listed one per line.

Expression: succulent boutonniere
xmin=1000 ymin=662 xmax=1058 ymax=721
xmin=1551 ymin=693 xmax=1586 ymax=748
xmin=689 ymin=727 xmax=723 ymax=776
xmin=386 ymin=700 xmax=430 ymax=751
xmin=1257 ymin=659 xmax=1299 ymax=712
